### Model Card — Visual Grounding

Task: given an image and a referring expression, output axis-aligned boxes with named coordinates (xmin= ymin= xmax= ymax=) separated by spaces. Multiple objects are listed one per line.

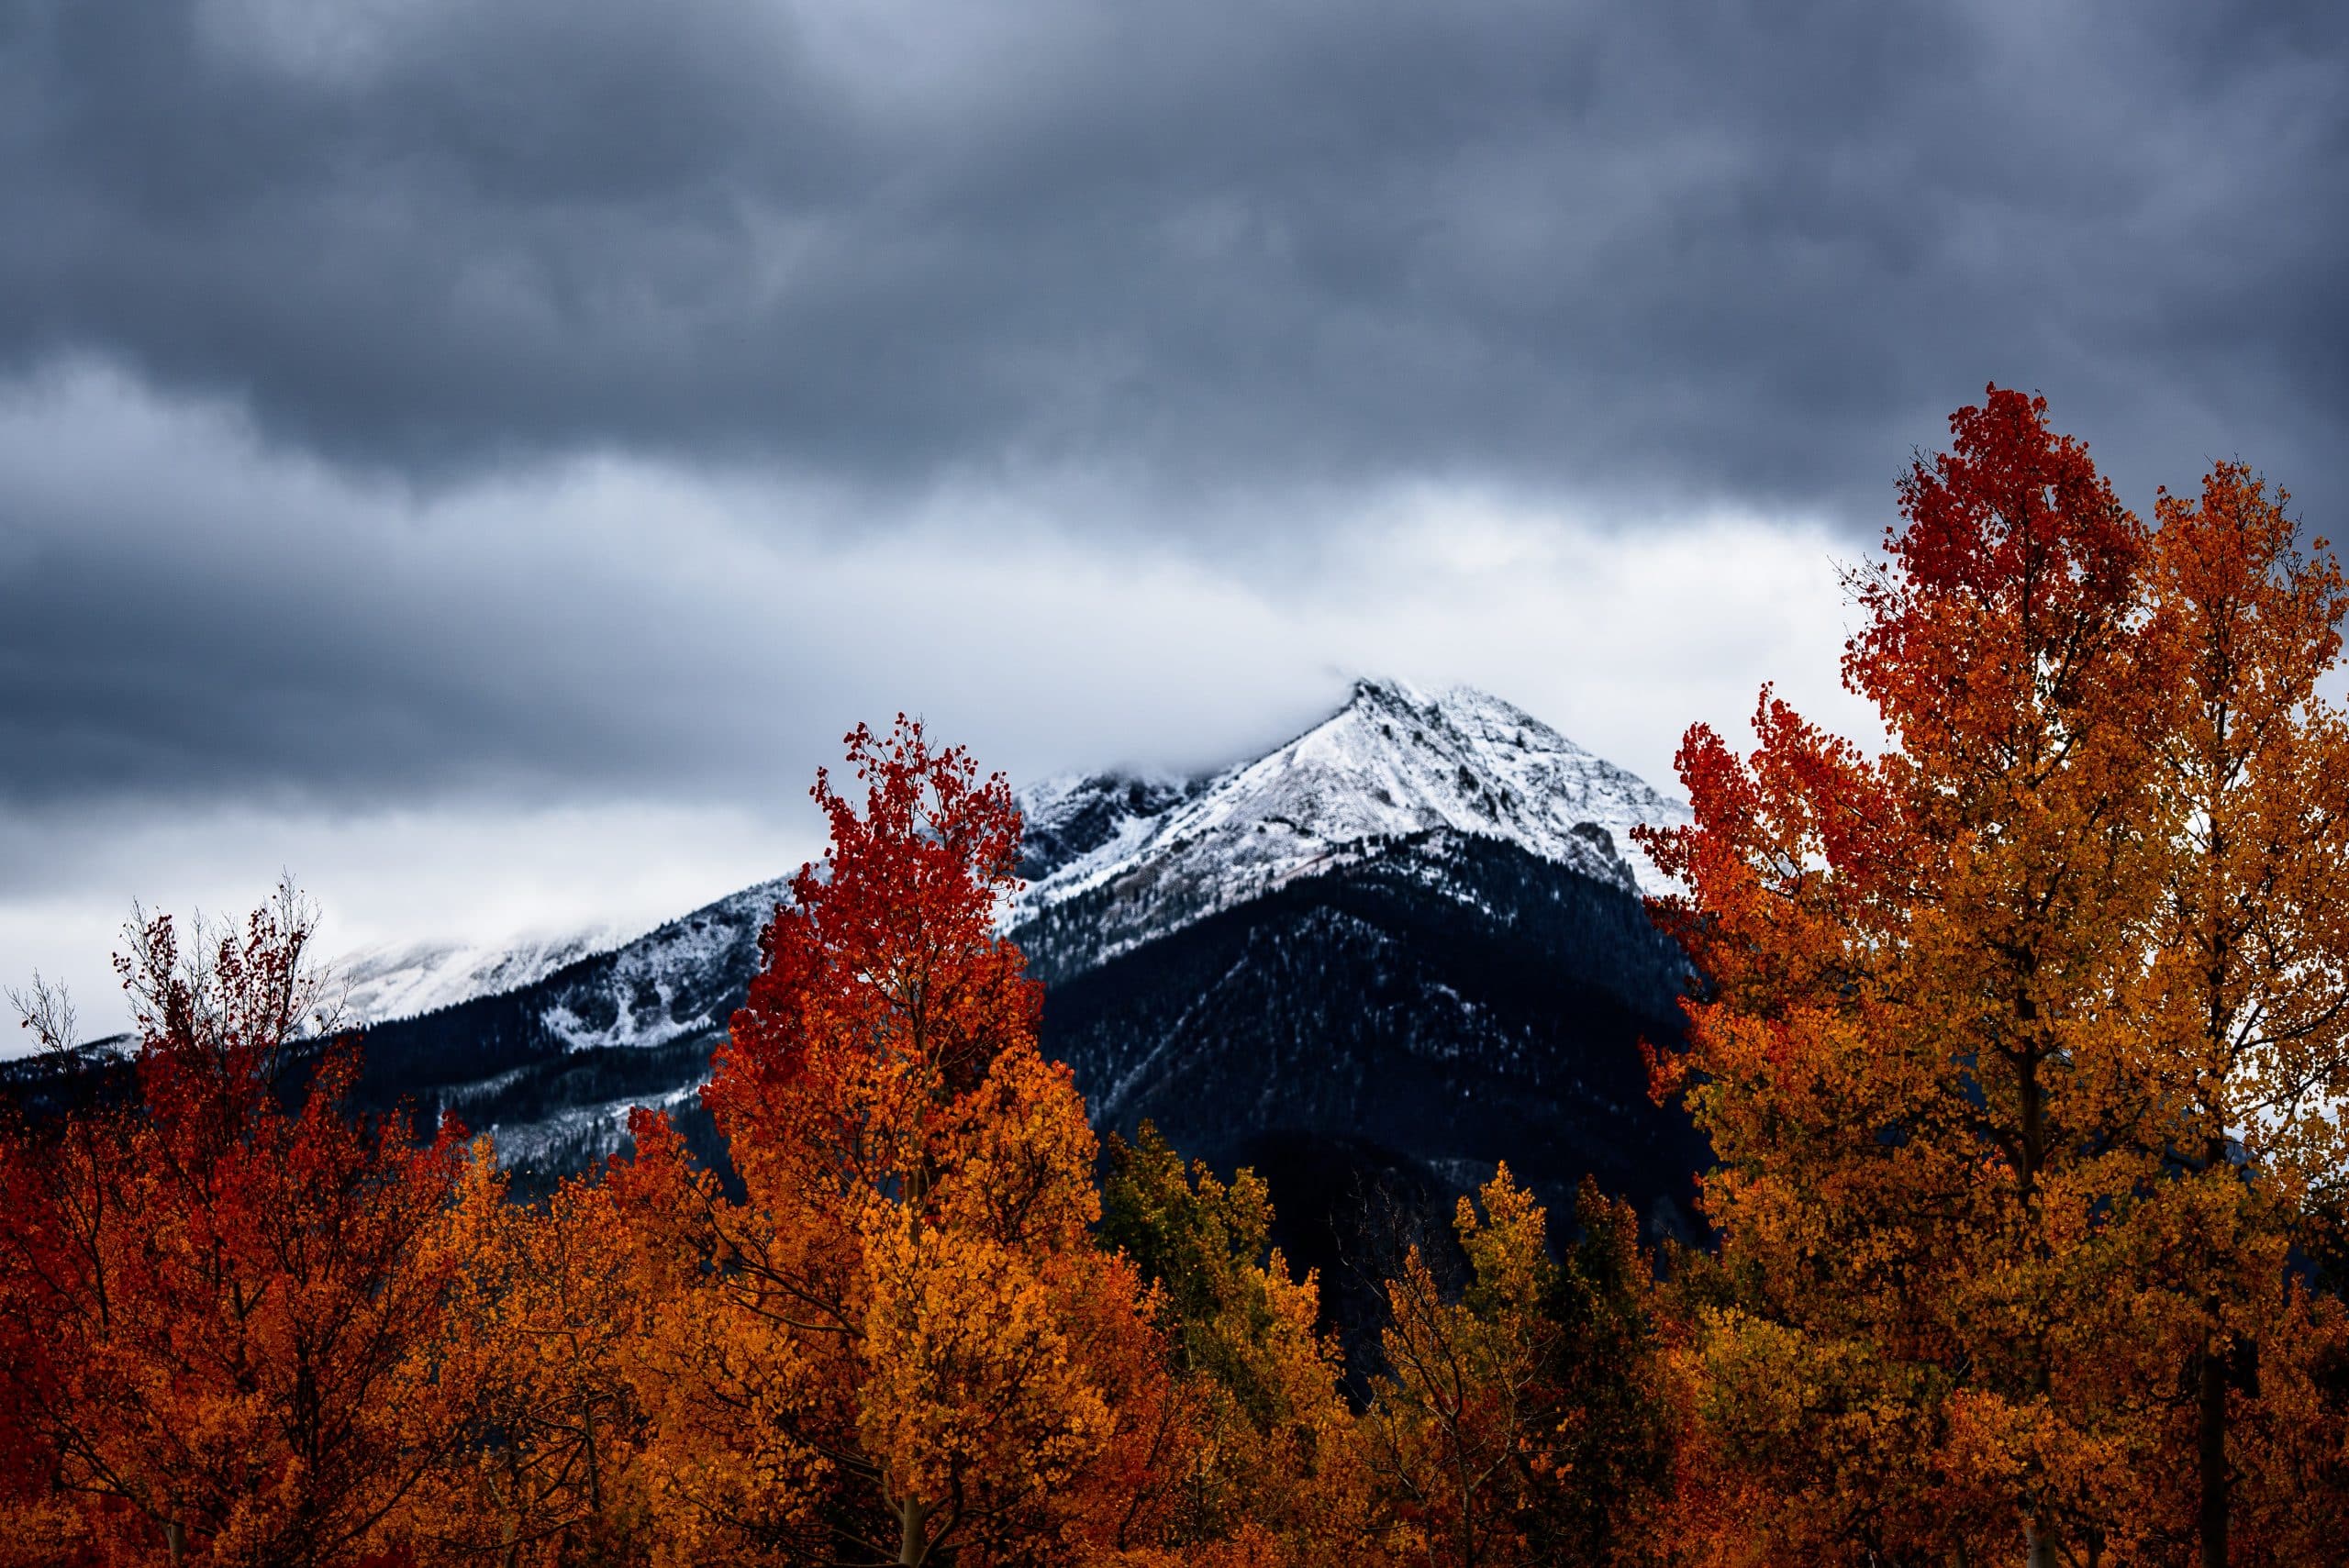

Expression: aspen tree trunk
xmin=2016 ymin=1002 xmax=2057 ymax=1568
xmin=500 ymin=1440 xmax=525 ymax=1568
xmin=2199 ymin=1328 xmax=2228 ymax=1568
xmin=581 ymin=1389 xmax=603 ymax=1513
xmin=898 ymin=1495 xmax=930 ymax=1565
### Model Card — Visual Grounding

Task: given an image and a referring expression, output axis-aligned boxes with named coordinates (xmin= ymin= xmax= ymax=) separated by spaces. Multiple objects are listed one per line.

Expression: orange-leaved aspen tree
xmin=1643 ymin=389 xmax=2176 ymax=1565
xmin=2134 ymin=462 xmax=2349 ymax=1566
xmin=609 ymin=718 xmax=1184 ymax=1566
xmin=410 ymin=1142 xmax=652 ymax=1566
xmin=1643 ymin=391 xmax=2349 ymax=1565
xmin=0 ymin=880 xmax=466 ymax=1567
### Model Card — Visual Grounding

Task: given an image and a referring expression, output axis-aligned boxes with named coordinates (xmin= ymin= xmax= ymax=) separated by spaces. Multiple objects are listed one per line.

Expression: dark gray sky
xmin=4 ymin=0 xmax=2344 ymax=1029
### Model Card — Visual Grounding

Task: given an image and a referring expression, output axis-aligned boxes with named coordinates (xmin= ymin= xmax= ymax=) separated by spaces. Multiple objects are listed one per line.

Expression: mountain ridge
xmin=322 ymin=676 xmax=1689 ymax=1030
xmin=336 ymin=925 xmax=630 ymax=1027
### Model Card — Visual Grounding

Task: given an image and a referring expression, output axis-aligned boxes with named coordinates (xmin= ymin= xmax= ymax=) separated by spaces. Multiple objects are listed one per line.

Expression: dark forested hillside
xmin=1032 ymin=829 xmax=1694 ymax=1219
xmin=1028 ymin=828 xmax=1701 ymax=1359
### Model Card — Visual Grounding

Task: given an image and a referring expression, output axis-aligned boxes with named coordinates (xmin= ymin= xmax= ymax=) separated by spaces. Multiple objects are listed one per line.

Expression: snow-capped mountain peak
xmin=281 ymin=679 xmax=1689 ymax=1181
xmin=1006 ymin=677 xmax=1689 ymax=969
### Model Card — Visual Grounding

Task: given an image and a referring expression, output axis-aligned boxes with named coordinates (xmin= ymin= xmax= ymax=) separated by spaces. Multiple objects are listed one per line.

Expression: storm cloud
xmin=5 ymin=0 xmax=2343 ymax=508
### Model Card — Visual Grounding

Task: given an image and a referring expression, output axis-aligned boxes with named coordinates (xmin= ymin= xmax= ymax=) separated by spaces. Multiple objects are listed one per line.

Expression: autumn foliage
xmin=605 ymin=718 xmax=1186 ymax=1565
xmin=0 ymin=884 xmax=465 ymax=1566
xmin=8 ymin=396 xmax=2349 ymax=1564
xmin=1642 ymin=389 xmax=2349 ymax=1567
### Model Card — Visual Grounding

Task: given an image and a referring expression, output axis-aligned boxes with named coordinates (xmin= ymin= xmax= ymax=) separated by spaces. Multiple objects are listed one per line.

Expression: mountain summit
xmin=1009 ymin=677 xmax=1689 ymax=981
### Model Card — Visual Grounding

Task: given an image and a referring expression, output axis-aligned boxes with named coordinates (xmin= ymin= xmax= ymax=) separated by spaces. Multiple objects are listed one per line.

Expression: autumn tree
xmin=1524 ymin=1181 xmax=1672 ymax=1567
xmin=1362 ymin=1165 xmax=1567 ymax=1568
xmin=407 ymin=1142 xmax=653 ymax=1567
xmin=1100 ymin=1121 xmax=1377 ymax=1562
xmin=1642 ymin=389 xmax=2349 ymax=1565
xmin=0 ymin=880 xmax=466 ymax=1566
xmin=609 ymin=717 xmax=1184 ymax=1566
xmin=2131 ymin=462 xmax=2349 ymax=1565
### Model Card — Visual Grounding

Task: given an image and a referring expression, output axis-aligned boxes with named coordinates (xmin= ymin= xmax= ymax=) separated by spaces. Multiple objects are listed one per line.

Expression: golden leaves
xmin=1653 ymin=393 xmax=2349 ymax=1563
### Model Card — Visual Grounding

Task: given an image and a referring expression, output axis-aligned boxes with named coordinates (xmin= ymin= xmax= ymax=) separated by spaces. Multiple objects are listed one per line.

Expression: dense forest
xmin=5 ymin=389 xmax=2349 ymax=1565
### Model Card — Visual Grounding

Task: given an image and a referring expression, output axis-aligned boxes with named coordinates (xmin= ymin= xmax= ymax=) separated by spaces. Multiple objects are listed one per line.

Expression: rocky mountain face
xmin=1033 ymin=819 xmax=1702 ymax=1363
xmin=1038 ymin=824 xmax=1696 ymax=1207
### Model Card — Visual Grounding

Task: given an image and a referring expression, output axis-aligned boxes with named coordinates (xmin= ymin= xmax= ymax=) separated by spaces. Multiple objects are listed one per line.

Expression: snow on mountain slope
xmin=530 ymin=874 xmax=791 ymax=1052
xmin=1008 ymin=677 xmax=1689 ymax=969
xmin=336 ymin=925 xmax=628 ymax=1025
xmin=1016 ymin=770 xmax=1196 ymax=883
xmin=333 ymin=860 xmax=800 ymax=1042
